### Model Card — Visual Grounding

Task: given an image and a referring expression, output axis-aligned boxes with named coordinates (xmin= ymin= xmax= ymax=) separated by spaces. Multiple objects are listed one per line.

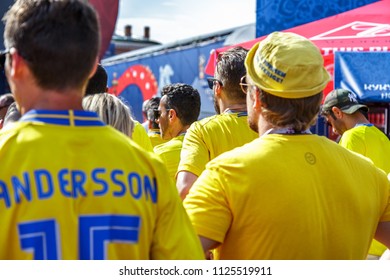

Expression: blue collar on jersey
xmin=223 ymin=109 xmax=248 ymax=117
xmin=20 ymin=110 xmax=106 ymax=127
xmin=354 ymin=123 xmax=374 ymax=128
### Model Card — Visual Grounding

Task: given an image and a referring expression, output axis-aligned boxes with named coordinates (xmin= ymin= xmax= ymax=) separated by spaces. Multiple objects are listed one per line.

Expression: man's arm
xmin=199 ymin=236 xmax=220 ymax=253
xmin=374 ymin=221 xmax=390 ymax=248
xmin=176 ymin=171 xmax=198 ymax=200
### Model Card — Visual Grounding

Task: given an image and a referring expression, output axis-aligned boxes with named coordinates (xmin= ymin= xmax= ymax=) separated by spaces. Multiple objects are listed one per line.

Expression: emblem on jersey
xmin=304 ymin=152 xmax=316 ymax=165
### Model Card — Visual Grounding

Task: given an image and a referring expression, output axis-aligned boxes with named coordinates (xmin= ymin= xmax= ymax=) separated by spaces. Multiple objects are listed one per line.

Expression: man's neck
xmin=346 ymin=113 xmax=370 ymax=130
xmin=221 ymin=102 xmax=247 ymax=113
xmin=19 ymin=88 xmax=84 ymax=115
xmin=258 ymin=116 xmax=273 ymax=137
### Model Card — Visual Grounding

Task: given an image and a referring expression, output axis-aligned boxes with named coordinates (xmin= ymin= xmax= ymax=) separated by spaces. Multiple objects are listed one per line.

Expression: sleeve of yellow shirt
xmin=132 ymin=121 xmax=154 ymax=152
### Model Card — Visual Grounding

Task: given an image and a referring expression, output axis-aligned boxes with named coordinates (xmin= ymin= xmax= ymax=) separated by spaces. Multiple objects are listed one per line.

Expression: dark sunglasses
xmin=0 ymin=49 xmax=9 ymax=71
xmin=154 ymin=107 xmax=172 ymax=119
xmin=207 ymin=78 xmax=223 ymax=89
xmin=153 ymin=109 xmax=161 ymax=119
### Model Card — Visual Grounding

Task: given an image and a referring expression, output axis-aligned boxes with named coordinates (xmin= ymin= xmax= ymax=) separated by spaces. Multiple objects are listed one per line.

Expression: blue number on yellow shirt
xmin=18 ymin=219 xmax=59 ymax=260
xmin=79 ymin=215 xmax=140 ymax=260
xmin=18 ymin=215 xmax=141 ymax=260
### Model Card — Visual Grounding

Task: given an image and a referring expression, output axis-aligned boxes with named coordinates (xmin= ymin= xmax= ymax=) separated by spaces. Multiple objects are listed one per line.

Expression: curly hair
xmin=161 ymin=83 xmax=200 ymax=126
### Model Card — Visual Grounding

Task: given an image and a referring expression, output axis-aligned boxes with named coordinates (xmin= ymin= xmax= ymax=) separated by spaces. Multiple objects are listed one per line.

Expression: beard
xmin=247 ymin=113 xmax=258 ymax=133
xmin=213 ymin=96 xmax=220 ymax=115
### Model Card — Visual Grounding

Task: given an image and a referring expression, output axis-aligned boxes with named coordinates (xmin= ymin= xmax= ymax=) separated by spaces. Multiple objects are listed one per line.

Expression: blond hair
xmin=83 ymin=93 xmax=134 ymax=138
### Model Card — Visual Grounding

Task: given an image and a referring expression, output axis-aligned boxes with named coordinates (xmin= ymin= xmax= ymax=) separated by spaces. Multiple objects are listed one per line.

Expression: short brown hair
xmin=3 ymin=0 xmax=100 ymax=90
xmin=215 ymin=46 xmax=248 ymax=102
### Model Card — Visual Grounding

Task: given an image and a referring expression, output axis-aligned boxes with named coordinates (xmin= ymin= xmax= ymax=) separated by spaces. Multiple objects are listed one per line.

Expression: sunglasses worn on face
xmin=0 ymin=49 xmax=9 ymax=71
xmin=0 ymin=50 xmax=9 ymax=70
xmin=154 ymin=107 xmax=171 ymax=119
xmin=207 ymin=78 xmax=223 ymax=89
xmin=153 ymin=109 xmax=161 ymax=119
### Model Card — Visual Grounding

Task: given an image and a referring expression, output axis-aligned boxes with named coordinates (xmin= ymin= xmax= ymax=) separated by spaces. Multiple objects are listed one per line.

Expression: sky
xmin=115 ymin=0 xmax=257 ymax=44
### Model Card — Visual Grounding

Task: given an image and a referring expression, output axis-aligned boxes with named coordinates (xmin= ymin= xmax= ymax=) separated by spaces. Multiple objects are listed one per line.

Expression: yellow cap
xmin=245 ymin=32 xmax=330 ymax=99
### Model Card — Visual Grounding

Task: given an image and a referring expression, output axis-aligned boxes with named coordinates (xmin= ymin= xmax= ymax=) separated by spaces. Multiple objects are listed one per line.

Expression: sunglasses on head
xmin=0 ymin=49 xmax=10 ymax=71
xmin=207 ymin=78 xmax=223 ymax=89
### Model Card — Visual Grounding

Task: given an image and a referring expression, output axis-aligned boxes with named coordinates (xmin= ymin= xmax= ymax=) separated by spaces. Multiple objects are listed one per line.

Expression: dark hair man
xmin=322 ymin=88 xmax=390 ymax=259
xmin=145 ymin=97 xmax=168 ymax=147
xmin=0 ymin=0 xmax=203 ymax=260
xmin=176 ymin=47 xmax=257 ymax=199
xmin=154 ymin=83 xmax=201 ymax=180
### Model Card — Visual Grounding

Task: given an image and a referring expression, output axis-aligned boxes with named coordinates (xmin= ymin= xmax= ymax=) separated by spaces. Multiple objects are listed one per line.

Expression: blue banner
xmin=334 ymin=51 xmax=390 ymax=102
xmin=256 ymin=0 xmax=378 ymax=37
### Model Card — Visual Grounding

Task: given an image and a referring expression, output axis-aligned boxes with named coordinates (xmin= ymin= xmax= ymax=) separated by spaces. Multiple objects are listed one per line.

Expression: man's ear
xmin=214 ymin=81 xmax=222 ymax=98
xmin=332 ymin=106 xmax=343 ymax=119
xmin=252 ymin=88 xmax=263 ymax=111
xmin=168 ymin=109 xmax=176 ymax=121
xmin=88 ymin=58 xmax=99 ymax=79
xmin=8 ymin=48 xmax=26 ymax=79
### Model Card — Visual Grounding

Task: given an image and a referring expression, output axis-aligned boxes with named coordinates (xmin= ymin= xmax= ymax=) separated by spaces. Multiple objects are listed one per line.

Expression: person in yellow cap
xmin=321 ymin=88 xmax=390 ymax=259
xmin=183 ymin=31 xmax=390 ymax=259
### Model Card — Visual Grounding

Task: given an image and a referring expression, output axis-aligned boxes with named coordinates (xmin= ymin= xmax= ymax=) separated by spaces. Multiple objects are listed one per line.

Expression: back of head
xmin=161 ymin=83 xmax=200 ymax=126
xmin=146 ymin=97 xmax=161 ymax=129
xmin=215 ymin=46 xmax=248 ymax=102
xmin=83 ymin=93 xmax=134 ymax=138
xmin=3 ymin=0 xmax=100 ymax=90
xmin=142 ymin=99 xmax=151 ymax=117
xmin=245 ymin=32 xmax=330 ymax=131
xmin=85 ymin=64 xmax=108 ymax=95
xmin=321 ymin=88 xmax=368 ymax=115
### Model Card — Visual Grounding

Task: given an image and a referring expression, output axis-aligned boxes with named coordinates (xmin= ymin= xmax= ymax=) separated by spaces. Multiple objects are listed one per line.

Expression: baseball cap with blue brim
xmin=321 ymin=89 xmax=368 ymax=115
xmin=245 ymin=32 xmax=330 ymax=99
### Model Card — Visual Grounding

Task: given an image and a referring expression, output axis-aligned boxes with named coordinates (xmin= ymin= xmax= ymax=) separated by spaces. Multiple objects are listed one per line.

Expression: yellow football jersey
xmin=132 ymin=121 xmax=153 ymax=152
xmin=148 ymin=129 xmax=168 ymax=148
xmin=154 ymin=135 xmax=185 ymax=181
xmin=178 ymin=111 xmax=258 ymax=177
xmin=184 ymin=134 xmax=390 ymax=259
xmin=339 ymin=124 xmax=390 ymax=257
xmin=0 ymin=110 xmax=203 ymax=260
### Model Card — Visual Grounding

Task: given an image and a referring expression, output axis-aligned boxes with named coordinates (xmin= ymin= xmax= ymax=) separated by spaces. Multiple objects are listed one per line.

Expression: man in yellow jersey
xmin=0 ymin=0 xmax=203 ymax=260
xmin=146 ymin=97 xmax=168 ymax=148
xmin=154 ymin=84 xmax=201 ymax=180
xmin=176 ymin=47 xmax=258 ymax=199
xmin=132 ymin=119 xmax=154 ymax=151
xmin=321 ymin=88 xmax=390 ymax=259
xmin=184 ymin=31 xmax=390 ymax=259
